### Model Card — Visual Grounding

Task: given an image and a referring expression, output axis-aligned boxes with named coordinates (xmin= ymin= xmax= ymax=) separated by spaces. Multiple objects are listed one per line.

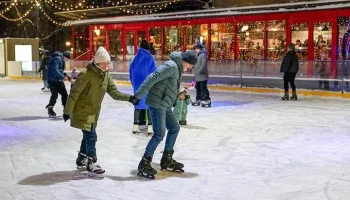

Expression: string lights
xmin=0 ymin=0 xmax=181 ymax=25
xmin=0 ymin=2 xmax=36 ymax=22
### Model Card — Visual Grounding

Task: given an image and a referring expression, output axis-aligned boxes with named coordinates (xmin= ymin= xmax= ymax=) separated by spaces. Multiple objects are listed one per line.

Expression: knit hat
xmin=63 ymin=51 xmax=71 ymax=59
xmin=94 ymin=46 xmax=111 ymax=64
xmin=140 ymin=39 xmax=150 ymax=50
xmin=194 ymin=43 xmax=204 ymax=50
xmin=182 ymin=50 xmax=198 ymax=66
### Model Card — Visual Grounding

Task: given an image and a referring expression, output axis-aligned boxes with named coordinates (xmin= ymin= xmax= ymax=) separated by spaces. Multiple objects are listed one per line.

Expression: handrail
xmin=73 ymin=50 xmax=91 ymax=61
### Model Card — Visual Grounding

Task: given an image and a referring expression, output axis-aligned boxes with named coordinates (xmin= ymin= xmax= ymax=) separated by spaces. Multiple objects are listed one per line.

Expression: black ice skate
xmin=201 ymin=100 xmax=211 ymax=108
xmin=290 ymin=91 xmax=297 ymax=100
xmin=137 ymin=156 xmax=157 ymax=179
xmin=191 ymin=100 xmax=200 ymax=106
xmin=179 ymin=120 xmax=187 ymax=126
xmin=76 ymin=152 xmax=87 ymax=169
xmin=87 ymin=157 xmax=105 ymax=178
xmin=160 ymin=150 xmax=184 ymax=172
xmin=46 ymin=105 xmax=56 ymax=118
xmin=281 ymin=92 xmax=289 ymax=101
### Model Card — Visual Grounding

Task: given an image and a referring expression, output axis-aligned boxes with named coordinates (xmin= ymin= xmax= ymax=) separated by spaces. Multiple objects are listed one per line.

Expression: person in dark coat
xmin=193 ymin=44 xmax=211 ymax=107
xmin=129 ymin=50 xmax=197 ymax=179
xmin=280 ymin=43 xmax=299 ymax=100
xmin=129 ymin=39 xmax=157 ymax=135
xmin=38 ymin=50 xmax=50 ymax=92
xmin=46 ymin=51 xmax=71 ymax=117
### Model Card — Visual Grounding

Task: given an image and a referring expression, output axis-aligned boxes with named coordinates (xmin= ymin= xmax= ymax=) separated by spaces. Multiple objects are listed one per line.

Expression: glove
xmin=63 ymin=114 xmax=70 ymax=122
xmin=129 ymin=95 xmax=140 ymax=106
xmin=185 ymin=94 xmax=190 ymax=99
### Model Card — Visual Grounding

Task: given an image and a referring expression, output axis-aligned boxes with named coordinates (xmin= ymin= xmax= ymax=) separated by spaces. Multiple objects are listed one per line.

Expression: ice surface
xmin=1 ymin=79 xmax=350 ymax=200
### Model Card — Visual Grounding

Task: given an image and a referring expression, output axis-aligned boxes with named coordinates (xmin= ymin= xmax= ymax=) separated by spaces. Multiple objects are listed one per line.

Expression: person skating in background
xmin=129 ymin=50 xmax=197 ymax=179
xmin=173 ymin=88 xmax=191 ymax=126
xmin=38 ymin=50 xmax=50 ymax=92
xmin=280 ymin=43 xmax=299 ymax=100
xmin=129 ymin=39 xmax=157 ymax=135
xmin=192 ymin=44 xmax=211 ymax=107
xmin=46 ymin=51 xmax=71 ymax=117
xmin=63 ymin=46 xmax=135 ymax=178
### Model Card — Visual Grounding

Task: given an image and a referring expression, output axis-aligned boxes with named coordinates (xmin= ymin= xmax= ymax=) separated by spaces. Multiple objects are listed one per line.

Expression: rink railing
xmin=24 ymin=60 xmax=350 ymax=92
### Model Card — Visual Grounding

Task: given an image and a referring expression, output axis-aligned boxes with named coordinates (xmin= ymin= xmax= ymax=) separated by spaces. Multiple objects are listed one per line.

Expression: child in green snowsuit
xmin=173 ymin=89 xmax=191 ymax=125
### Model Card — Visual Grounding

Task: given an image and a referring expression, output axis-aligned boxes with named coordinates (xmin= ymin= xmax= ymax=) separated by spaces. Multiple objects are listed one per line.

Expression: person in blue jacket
xmin=46 ymin=51 xmax=71 ymax=117
xmin=129 ymin=40 xmax=157 ymax=135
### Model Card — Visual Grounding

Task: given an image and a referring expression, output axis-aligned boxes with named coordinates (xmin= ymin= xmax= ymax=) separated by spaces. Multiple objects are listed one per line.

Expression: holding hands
xmin=129 ymin=95 xmax=140 ymax=106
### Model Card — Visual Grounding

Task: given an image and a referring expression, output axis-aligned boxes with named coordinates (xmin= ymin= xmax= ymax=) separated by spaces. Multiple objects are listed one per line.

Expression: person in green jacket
xmin=129 ymin=50 xmax=198 ymax=179
xmin=63 ymin=46 xmax=135 ymax=178
xmin=173 ymin=88 xmax=191 ymax=126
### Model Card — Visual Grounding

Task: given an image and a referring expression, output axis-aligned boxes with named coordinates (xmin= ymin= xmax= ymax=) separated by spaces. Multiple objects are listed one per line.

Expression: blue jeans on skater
xmin=144 ymin=107 xmax=180 ymax=157
xmin=80 ymin=125 xmax=97 ymax=158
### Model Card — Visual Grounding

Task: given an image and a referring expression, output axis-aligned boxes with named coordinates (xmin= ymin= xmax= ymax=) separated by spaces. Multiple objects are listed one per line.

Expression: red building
xmin=69 ymin=1 xmax=350 ymax=78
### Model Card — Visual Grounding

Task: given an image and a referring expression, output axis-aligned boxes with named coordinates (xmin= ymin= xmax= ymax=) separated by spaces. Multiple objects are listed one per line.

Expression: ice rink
xmin=1 ymin=79 xmax=350 ymax=200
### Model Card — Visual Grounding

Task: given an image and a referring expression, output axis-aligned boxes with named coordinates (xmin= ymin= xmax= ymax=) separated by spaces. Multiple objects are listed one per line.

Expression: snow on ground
xmin=1 ymin=79 xmax=350 ymax=200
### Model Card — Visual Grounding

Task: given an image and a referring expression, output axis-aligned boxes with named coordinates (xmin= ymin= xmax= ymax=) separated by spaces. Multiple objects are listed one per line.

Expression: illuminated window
xmin=210 ymin=23 xmax=234 ymax=61
xmin=164 ymin=26 xmax=184 ymax=59
xmin=149 ymin=27 xmax=162 ymax=60
xmin=314 ymin=22 xmax=332 ymax=60
xmin=292 ymin=23 xmax=308 ymax=60
xmin=108 ymin=30 xmax=122 ymax=61
xmin=267 ymin=20 xmax=286 ymax=60
xmin=238 ymin=21 xmax=264 ymax=60
xmin=184 ymin=24 xmax=208 ymax=51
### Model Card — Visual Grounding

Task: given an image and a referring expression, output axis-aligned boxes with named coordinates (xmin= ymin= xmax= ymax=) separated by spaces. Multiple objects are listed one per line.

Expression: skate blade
xmin=137 ymin=171 xmax=155 ymax=180
xmin=87 ymin=171 xmax=105 ymax=179
xmin=76 ymin=166 xmax=86 ymax=170
xmin=161 ymin=167 xmax=185 ymax=173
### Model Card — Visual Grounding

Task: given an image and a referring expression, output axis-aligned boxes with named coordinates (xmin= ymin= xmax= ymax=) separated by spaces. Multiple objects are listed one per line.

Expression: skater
xmin=63 ymin=46 xmax=134 ymax=178
xmin=46 ymin=51 xmax=71 ymax=117
xmin=129 ymin=50 xmax=198 ymax=179
xmin=280 ymin=43 xmax=299 ymax=100
xmin=129 ymin=39 xmax=157 ymax=135
xmin=173 ymin=88 xmax=191 ymax=126
xmin=317 ymin=48 xmax=330 ymax=90
xmin=192 ymin=44 xmax=211 ymax=107
xmin=38 ymin=50 xmax=50 ymax=92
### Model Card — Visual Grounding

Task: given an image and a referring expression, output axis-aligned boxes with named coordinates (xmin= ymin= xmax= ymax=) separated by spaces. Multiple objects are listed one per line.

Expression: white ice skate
xmin=87 ymin=162 xmax=105 ymax=178
xmin=147 ymin=125 xmax=153 ymax=136
xmin=132 ymin=124 xmax=140 ymax=134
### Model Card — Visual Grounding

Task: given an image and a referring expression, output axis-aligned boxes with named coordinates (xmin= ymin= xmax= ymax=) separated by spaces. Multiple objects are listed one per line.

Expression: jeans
xmin=43 ymin=80 xmax=49 ymax=88
xmin=195 ymin=80 xmax=210 ymax=101
xmin=144 ymin=107 xmax=180 ymax=157
xmin=283 ymin=73 xmax=297 ymax=93
xmin=80 ymin=125 xmax=97 ymax=158
xmin=48 ymin=81 xmax=68 ymax=107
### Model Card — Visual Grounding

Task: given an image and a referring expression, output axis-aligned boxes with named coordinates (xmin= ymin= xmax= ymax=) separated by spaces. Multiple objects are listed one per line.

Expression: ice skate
xmin=201 ymin=100 xmax=211 ymax=108
xmin=191 ymin=100 xmax=200 ymax=106
xmin=147 ymin=125 xmax=153 ymax=136
xmin=46 ymin=105 xmax=56 ymax=118
xmin=42 ymin=87 xmax=50 ymax=92
xmin=179 ymin=120 xmax=187 ymax=126
xmin=132 ymin=124 xmax=140 ymax=134
xmin=281 ymin=92 xmax=289 ymax=101
xmin=76 ymin=152 xmax=87 ymax=169
xmin=137 ymin=156 xmax=157 ymax=179
xmin=87 ymin=157 xmax=105 ymax=178
xmin=160 ymin=150 xmax=184 ymax=172
xmin=290 ymin=91 xmax=297 ymax=100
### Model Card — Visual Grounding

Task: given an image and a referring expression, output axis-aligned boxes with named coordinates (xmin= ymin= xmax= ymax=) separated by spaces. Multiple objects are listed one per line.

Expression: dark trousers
xmin=48 ymin=81 xmax=68 ymax=107
xmin=283 ymin=73 xmax=297 ymax=93
xmin=80 ymin=125 xmax=97 ymax=158
xmin=134 ymin=109 xmax=152 ymax=125
xmin=195 ymin=80 xmax=210 ymax=101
